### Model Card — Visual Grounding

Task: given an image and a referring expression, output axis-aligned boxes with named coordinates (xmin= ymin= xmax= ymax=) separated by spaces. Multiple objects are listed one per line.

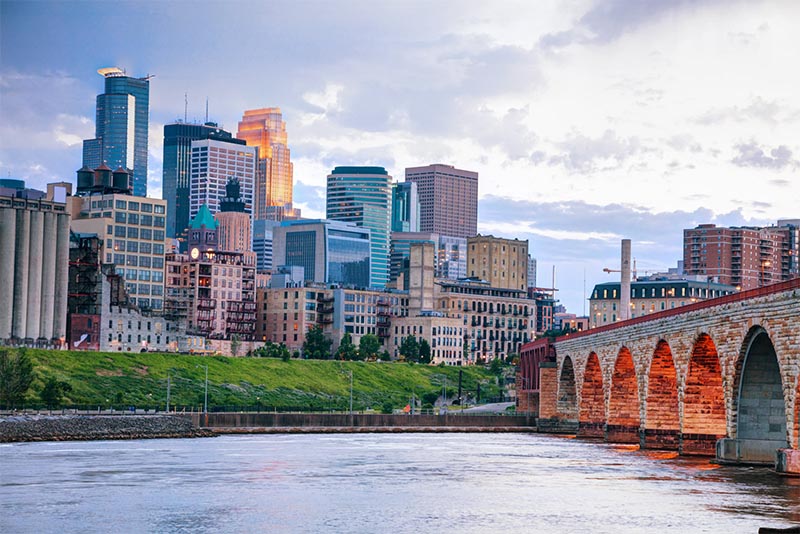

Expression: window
xmin=128 ymin=213 xmax=139 ymax=225
xmin=154 ymin=205 xmax=165 ymax=214
xmin=128 ymin=202 xmax=139 ymax=211
xmin=115 ymin=212 xmax=126 ymax=223
xmin=115 ymin=200 xmax=127 ymax=209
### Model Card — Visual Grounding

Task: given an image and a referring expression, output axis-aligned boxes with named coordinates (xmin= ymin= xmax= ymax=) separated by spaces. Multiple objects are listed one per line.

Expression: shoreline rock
xmin=0 ymin=415 xmax=216 ymax=443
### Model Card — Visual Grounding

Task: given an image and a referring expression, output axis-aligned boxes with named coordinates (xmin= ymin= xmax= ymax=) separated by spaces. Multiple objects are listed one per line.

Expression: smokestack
xmin=620 ymin=239 xmax=631 ymax=321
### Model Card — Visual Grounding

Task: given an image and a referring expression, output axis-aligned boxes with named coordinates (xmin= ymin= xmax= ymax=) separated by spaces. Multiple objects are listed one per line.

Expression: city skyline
xmin=2 ymin=0 xmax=799 ymax=313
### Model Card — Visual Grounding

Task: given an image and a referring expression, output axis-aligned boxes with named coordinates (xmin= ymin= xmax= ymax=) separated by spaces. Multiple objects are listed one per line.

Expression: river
xmin=1 ymin=433 xmax=798 ymax=533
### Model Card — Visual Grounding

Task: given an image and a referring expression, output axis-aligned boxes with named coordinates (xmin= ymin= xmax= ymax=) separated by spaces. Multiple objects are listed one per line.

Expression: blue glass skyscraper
xmin=326 ymin=166 xmax=392 ymax=288
xmin=82 ymin=67 xmax=150 ymax=197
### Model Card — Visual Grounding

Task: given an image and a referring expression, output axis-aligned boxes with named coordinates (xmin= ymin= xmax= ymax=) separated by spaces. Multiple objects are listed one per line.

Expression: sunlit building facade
xmin=236 ymin=108 xmax=297 ymax=220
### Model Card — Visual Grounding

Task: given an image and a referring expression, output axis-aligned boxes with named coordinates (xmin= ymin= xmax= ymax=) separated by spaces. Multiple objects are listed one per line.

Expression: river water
xmin=1 ymin=433 xmax=798 ymax=533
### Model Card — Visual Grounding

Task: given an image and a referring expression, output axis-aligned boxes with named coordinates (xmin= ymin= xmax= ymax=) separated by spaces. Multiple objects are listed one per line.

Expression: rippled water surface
xmin=1 ymin=433 xmax=799 ymax=533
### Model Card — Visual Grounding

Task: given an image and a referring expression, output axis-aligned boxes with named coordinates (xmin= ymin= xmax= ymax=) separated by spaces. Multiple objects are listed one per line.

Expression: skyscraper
xmin=405 ymin=163 xmax=478 ymax=238
xmin=162 ymin=121 xmax=240 ymax=239
xmin=82 ymin=67 xmax=150 ymax=197
xmin=326 ymin=166 xmax=392 ymax=288
xmin=236 ymin=108 xmax=298 ymax=220
xmin=189 ymin=139 xmax=256 ymax=221
xmin=391 ymin=181 xmax=420 ymax=233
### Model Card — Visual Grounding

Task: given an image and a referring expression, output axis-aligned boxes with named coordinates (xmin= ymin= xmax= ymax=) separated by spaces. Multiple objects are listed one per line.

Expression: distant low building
xmin=589 ymin=279 xmax=738 ymax=328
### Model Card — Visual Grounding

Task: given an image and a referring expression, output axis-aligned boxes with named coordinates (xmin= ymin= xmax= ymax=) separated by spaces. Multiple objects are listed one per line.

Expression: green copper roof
xmin=190 ymin=204 xmax=217 ymax=230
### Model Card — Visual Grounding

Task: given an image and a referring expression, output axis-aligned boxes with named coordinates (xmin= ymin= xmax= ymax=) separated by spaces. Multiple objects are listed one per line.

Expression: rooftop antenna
xmin=184 ymin=93 xmax=188 ymax=123
xmin=205 ymin=97 xmax=209 ymax=123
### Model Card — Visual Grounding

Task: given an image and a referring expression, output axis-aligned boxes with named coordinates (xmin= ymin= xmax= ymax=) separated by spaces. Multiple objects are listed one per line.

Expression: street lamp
xmin=196 ymin=364 xmax=208 ymax=414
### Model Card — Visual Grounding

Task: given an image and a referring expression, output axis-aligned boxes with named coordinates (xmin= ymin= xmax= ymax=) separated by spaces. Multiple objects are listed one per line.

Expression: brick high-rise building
xmin=404 ymin=164 xmax=478 ymax=239
xmin=683 ymin=223 xmax=798 ymax=290
xmin=467 ymin=235 xmax=528 ymax=291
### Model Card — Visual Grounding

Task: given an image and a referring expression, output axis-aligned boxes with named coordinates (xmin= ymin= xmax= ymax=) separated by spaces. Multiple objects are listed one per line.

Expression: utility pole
xmin=457 ymin=369 xmax=463 ymax=406
xmin=166 ymin=373 xmax=171 ymax=413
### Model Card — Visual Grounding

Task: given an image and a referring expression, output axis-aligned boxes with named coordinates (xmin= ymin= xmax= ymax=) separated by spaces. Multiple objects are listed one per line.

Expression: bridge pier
xmin=641 ymin=429 xmax=680 ymax=451
xmin=577 ymin=421 xmax=604 ymax=438
xmin=605 ymin=425 xmax=640 ymax=444
xmin=776 ymin=449 xmax=800 ymax=475
xmin=716 ymin=438 xmax=788 ymax=465
xmin=680 ymin=433 xmax=723 ymax=455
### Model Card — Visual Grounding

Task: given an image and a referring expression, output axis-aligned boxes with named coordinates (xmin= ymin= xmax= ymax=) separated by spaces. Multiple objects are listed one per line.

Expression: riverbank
xmin=0 ymin=414 xmax=216 ymax=443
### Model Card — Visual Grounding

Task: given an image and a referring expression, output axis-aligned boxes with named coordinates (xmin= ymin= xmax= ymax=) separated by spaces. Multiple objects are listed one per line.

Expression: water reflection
xmin=0 ymin=434 xmax=798 ymax=534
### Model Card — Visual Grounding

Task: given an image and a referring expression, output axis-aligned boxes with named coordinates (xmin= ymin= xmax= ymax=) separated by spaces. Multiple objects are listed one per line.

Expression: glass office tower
xmin=391 ymin=181 xmax=420 ymax=233
xmin=162 ymin=122 xmax=241 ymax=240
xmin=83 ymin=67 xmax=150 ymax=197
xmin=236 ymin=108 xmax=298 ymax=221
xmin=326 ymin=167 xmax=392 ymax=288
xmin=273 ymin=219 xmax=371 ymax=288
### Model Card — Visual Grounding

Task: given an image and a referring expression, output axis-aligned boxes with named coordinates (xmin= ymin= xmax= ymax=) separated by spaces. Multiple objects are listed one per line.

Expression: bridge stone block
xmin=577 ymin=421 xmax=604 ymax=438
xmin=605 ymin=424 xmax=640 ymax=444
xmin=642 ymin=428 xmax=680 ymax=450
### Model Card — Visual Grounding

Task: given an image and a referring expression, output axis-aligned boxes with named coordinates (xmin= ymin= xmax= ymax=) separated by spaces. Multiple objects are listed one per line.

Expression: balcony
xmin=317 ymin=295 xmax=334 ymax=303
xmin=197 ymin=298 xmax=216 ymax=310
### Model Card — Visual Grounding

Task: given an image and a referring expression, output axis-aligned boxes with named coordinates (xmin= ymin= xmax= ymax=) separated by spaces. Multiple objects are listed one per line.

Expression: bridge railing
xmin=547 ymin=278 xmax=800 ymax=343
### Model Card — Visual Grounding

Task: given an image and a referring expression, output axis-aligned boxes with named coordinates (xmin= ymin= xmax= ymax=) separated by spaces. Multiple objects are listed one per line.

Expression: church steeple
xmin=187 ymin=204 xmax=218 ymax=253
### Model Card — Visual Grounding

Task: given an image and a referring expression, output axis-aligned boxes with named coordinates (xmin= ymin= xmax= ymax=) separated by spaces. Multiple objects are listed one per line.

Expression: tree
xmin=0 ymin=348 xmax=34 ymax=408
xmin=40 ymin=377 xmax=72 ymax=409
xmin=399 ymin=335 xmax=419 ymax=363
xmin=303 ymin=325 xmax=332 ymax=359
xmin=379 ymin=350 xmax=391 ymax=362
xmin=418 ymin=339 xmax=432 ymax=364
xmin=489 ymin=357 xmax=504 ymax=376
xmin=336 ymin=332 xmax=358 ymax=361
xmin=358 ymin=334 xmax=381 ymax=361
xmin=229 ymin=334 xmax=241 ymax=357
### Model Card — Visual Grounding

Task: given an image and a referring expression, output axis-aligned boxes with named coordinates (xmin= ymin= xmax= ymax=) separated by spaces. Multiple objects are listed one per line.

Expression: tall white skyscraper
xmin=189 ymin=139 xmax=256 ymax=219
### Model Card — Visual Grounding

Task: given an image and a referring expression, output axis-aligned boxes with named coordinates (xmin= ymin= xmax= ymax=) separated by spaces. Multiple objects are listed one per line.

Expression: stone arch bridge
xmin=519 ymin=279 xmax=800 ymax=471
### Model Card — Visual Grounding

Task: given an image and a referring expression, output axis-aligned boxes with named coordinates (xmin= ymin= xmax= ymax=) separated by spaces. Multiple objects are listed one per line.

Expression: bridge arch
xmin=644 ymin=340 xmax=680 ymax=450
xmin=730 ymin=326 xmax=788 ymax=462
xmin=578 ymin=352 xmax=605 ymax=437
xmin=557 ymin=356 xmax=578 ymax=419
xmin=607 ymin=347 xmax=640 ymax=443
xmin=681 ymin=333 xmax=726 ymax=454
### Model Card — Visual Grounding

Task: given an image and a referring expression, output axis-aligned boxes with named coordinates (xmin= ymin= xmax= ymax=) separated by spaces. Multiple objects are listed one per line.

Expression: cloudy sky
xmin=1 ymin=0 xmax=798 ymax=313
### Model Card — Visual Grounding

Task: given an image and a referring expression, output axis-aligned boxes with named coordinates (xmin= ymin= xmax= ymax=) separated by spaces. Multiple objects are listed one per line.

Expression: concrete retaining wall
xmin=191 ymin=412 xmax=533 ymax=429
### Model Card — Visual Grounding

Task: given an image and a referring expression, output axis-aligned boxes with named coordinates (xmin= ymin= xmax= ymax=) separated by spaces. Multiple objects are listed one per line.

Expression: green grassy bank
xmin=18 ymin=349 xmax=504 ymax=412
